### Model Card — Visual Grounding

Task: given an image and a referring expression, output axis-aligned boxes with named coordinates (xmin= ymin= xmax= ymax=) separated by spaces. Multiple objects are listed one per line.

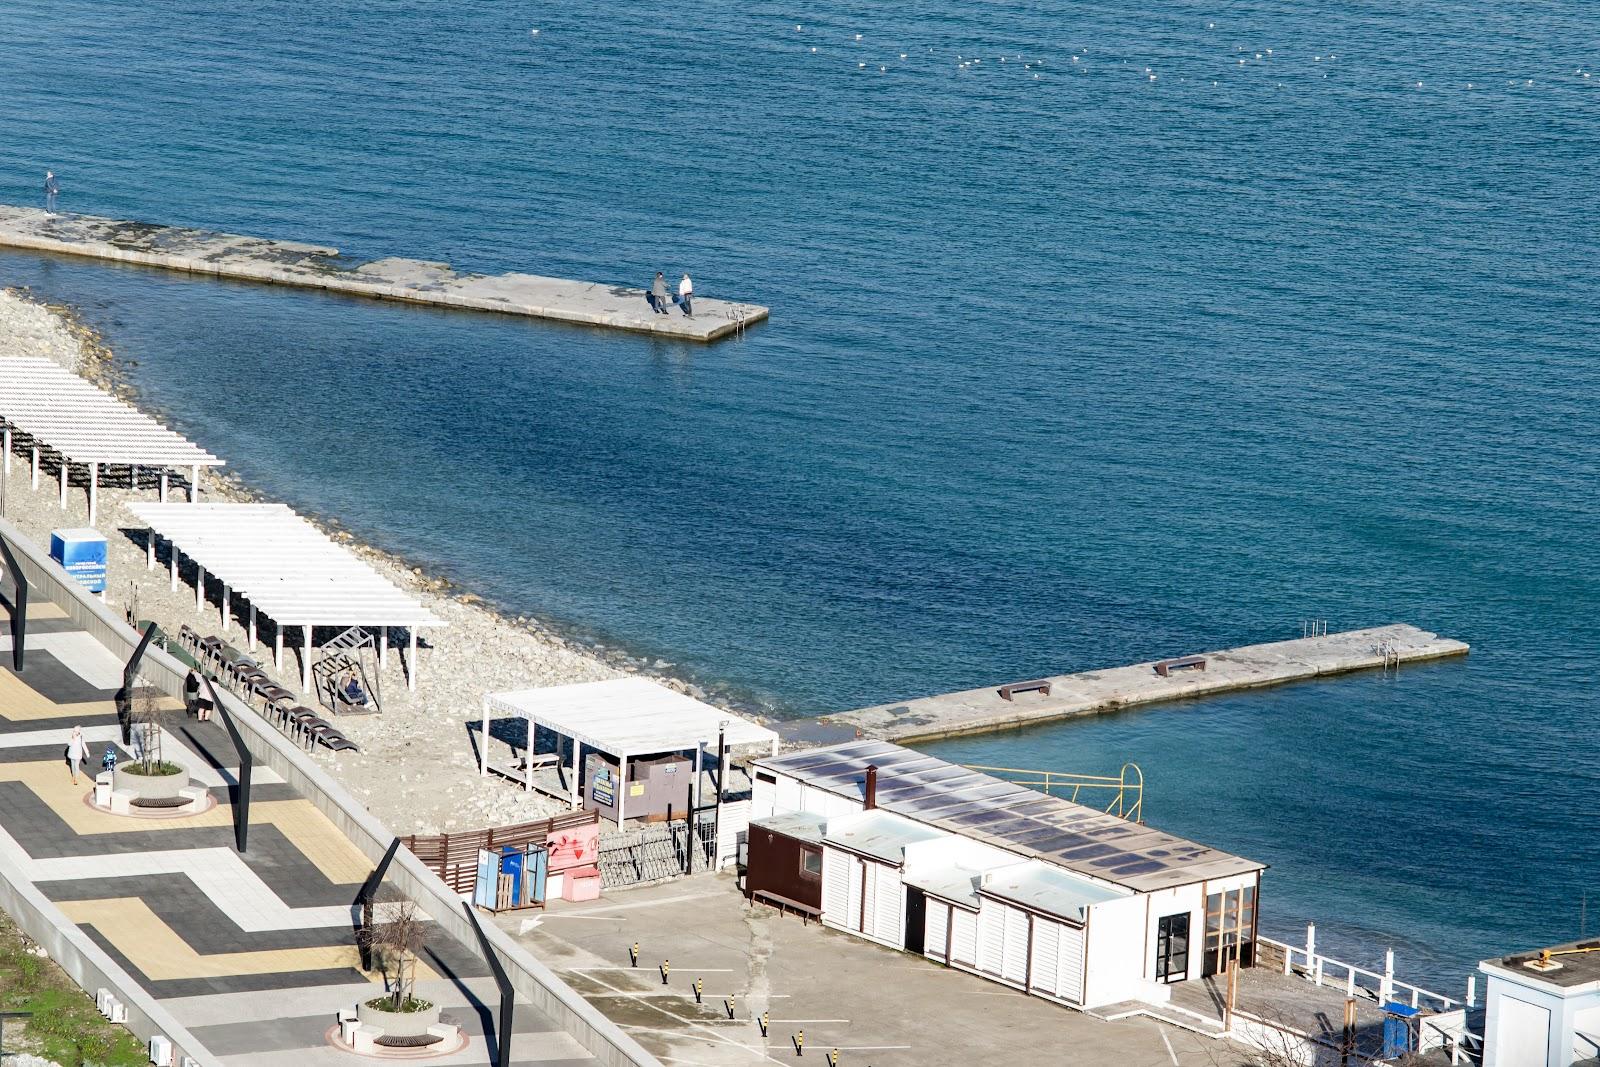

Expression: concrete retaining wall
xmin=0 ymin=517 xmax=659 ymax=1067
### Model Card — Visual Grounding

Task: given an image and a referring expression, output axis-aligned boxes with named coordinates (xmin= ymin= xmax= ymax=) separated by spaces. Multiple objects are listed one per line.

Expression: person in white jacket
xmin=677 ymin=273 xmax=694 ymax=318
xmin=66 ymin=725 xmax=86 ymax=785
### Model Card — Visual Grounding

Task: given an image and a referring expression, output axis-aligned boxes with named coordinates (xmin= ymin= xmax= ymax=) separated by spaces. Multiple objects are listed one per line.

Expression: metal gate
xmin=598 ymin=811 xmax=715 ymax=888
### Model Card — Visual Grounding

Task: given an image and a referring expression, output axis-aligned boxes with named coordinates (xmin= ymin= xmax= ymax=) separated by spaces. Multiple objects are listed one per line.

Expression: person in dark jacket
xmin=43 ymin=171 xmax=59 ymax=214
xmin=650 ymin=272 xmax=670 ymax=315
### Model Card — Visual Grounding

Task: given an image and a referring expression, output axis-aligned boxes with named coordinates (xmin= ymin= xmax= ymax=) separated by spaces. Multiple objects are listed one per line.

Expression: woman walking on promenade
xmin=66 ymin=725 xmax=86 ymax=785
xmin=650 ymin=271 xmax=670 ymax=315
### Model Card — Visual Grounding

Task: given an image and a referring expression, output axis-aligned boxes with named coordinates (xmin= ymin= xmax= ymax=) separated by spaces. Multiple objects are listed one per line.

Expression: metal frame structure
xmin=961 ymin=762 xmax=1144 ymax=822
xmin=0 ymin=529 xmax=27 ymax=671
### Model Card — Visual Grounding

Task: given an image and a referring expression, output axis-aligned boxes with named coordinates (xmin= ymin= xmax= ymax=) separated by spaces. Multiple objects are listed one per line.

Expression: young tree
xmin=129 ymin=674 xmax=167 ymax=774
xmin=361 ymin=898 xmax=429 ymax=1011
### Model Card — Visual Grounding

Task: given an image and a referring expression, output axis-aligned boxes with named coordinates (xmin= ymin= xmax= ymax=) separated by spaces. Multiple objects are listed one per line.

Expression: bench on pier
xmin=1154 ymin=656 xmax=1207 ymax=677
xmin=997 ymin=679 xmax=1052 ymax=702
xmin=750 ymin=889 xmax=822 ymax=924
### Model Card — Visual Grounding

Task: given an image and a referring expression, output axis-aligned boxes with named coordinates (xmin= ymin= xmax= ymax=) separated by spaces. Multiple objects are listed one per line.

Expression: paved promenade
xmin=0 ymin=597 xmax=593 ymax=1065
xmin=0 ymin=205 xmax=767 ymax=342
xmin=830 ymin=623 xmax=1469 ymax=742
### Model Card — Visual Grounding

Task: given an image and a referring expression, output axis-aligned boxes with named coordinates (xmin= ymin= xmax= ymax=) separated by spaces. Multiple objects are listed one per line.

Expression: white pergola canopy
xmin=480 ymin=677 xmax=779 ymax=821
xmin=0 ymin=356 xmax=224 ymax=522
xmin=129 ymin=502 xmax=441 ymax=691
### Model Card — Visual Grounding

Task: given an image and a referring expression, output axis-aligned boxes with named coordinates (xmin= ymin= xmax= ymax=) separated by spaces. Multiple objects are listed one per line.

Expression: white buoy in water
xmin=1208 ymin=22 xmax=1215 ymax=28
xmin=795 ymin=24 xmax=801 ymax=31
xmin=854 ymin=33 xmax=863 ymax=40
xmin=529 ymin=28 xmax=539 ymax=35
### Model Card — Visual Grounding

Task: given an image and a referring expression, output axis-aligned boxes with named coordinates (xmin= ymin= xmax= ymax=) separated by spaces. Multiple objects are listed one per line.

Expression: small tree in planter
xmin=358 ymin=898 xmax=439 ymax=1037
xmin=130 ymin=678 xmax=180 ymax=777
xmin=114 ymin=676 xmax=187 ymax=803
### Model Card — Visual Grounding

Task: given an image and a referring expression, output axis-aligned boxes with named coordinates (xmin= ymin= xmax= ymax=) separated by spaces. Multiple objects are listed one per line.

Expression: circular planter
xmin=358 ymin=999 xmax=440 ymax=1040
xmin=113 ymin=763 xmax=189 ymax=802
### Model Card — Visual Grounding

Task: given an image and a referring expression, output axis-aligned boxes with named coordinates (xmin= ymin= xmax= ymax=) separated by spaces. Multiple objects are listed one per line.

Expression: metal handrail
xmin=962 ymin=762 xmax=1143 ymax=821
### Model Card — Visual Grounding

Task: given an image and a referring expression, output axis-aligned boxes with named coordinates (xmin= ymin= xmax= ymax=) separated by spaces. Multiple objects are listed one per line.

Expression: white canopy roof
xmin=483 ymin=678 xmax=778 ymax=757
xmin=0 ymin=356 xmax=223 ymax=467
xmin=128 ymin=502 xmax=441 ymax=628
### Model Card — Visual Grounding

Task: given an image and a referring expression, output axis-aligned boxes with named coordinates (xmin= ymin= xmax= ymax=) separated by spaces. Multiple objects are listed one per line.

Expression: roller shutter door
xmin=950 ymin=907 xmax=978 ymax=966
xmin=925 ymin=899 xmax=950 ymax=961
xmin=1030 ymin=918 xmax=1061 ymax=997
xmin=1056 ymin=922 xmax=1086 ymax=1003
xmin=1001 ymin=906 xmax=1029 ymax=984
xmin=822 ymin=847 xmax=855 ymax=930
xmin=977 ymin=901 xmax=1005 ymax=975
xmin=871 ymin=865 xmax=902 ymax=947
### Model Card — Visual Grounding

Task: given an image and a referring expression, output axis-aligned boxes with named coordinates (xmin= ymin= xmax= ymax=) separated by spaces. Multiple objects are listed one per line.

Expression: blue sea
xmin=0 ymin=0 xmax=1595 ymax=990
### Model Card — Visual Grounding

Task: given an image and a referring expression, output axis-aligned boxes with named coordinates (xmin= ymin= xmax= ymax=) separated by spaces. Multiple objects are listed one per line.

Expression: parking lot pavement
xmin=498 ymin=872 xmax=1236 ymax=1066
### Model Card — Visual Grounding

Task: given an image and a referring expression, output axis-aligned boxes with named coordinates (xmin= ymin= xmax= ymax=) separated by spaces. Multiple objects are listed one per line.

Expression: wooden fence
xmin=401 ymin=810 xmax=599 ymax=895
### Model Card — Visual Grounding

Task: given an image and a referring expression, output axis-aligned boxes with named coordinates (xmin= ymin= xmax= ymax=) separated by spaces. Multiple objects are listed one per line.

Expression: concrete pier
xmin=0 ymin=205 xmax=767 ymax=342
xmin=829 ymin=623 xmax=1469 ymax=743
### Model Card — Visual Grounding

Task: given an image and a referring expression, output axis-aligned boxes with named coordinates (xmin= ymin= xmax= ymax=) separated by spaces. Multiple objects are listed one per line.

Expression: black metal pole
xmin=206 ymin=677 xmax=252 ymax=853
xmin=686 ymin=778 xmax=696 ymax=876
xmin=357 ymin=838 xmax=401 ymax=969
xmin=122 ymin=622 xmax=160 ymax=744
xmin=463 ymin=904 xmax=515 ymax=1067
xmin=0 ymin=532 xmax=28 ymax=671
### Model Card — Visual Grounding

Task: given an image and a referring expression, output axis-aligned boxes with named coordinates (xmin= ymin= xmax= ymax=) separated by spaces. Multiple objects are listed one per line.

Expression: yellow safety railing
xmin=961 ymin=762 xmax=1144 ymax=822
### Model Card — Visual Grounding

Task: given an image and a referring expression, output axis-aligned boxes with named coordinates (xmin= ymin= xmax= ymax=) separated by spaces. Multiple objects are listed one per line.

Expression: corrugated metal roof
xmin=756 ymin=740 xmax=1265 ymax=893
xmin=823 ymin=810 xmax=945 ymax=865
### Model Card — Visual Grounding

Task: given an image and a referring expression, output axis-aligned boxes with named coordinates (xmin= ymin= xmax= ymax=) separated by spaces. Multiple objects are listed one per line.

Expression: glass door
xmin=1155 ymin=913 xmax=1190 ymax=983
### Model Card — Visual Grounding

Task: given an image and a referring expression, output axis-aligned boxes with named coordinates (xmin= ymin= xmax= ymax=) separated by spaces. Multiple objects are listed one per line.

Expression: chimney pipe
xmin=864 ymin=765 xmax=878 ymax=810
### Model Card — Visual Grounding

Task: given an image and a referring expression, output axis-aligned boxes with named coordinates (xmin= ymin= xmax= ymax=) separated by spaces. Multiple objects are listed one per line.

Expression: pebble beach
xmin=0 ymin=285 xmax=751 ymax=835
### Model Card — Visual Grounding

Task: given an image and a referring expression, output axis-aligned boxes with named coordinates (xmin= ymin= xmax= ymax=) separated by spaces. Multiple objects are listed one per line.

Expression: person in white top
xmin=677 ymin=273 xmax=694 ymax=318
xmin=66 ymin=725 xmax=86 ymax=785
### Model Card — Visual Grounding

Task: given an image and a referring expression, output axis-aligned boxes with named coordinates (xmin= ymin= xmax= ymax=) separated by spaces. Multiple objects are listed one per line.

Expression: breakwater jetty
xmin=0 ymin=205 xmax=767 ymax=342
xmin=829 ymin=623 xmax=1469 ymax=743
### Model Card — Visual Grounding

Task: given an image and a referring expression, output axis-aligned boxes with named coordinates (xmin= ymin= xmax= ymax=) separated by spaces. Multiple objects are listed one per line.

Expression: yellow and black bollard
xmin=828 ymin=1051 xmax=839 ymax=1066
xmin=694 ymin=977 xmax=704 ymax=1003
xmin=661 ymin=959 xmax=670 ymax=985
xmin=629 ymin=941 xmax=639 ymax=967
xmin=794 ymin=1029 xmax=804 ymax=1056
xmin=759 ymin=1011 xmax=769 ymax=1037
xmin=724 ymin=997 xmax=735 ymax=1020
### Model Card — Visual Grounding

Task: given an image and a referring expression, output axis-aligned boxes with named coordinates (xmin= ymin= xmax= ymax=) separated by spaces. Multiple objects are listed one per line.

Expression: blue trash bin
xmin=1381 ymin=1001 xmax=1420 ymax=1059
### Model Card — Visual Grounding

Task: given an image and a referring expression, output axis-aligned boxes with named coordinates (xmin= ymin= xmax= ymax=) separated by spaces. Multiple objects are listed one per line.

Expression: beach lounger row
xmin=173 ymin=624 xmax=359 ymax=754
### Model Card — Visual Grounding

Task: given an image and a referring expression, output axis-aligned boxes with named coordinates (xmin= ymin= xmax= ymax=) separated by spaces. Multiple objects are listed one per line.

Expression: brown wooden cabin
xmin=745 ymin=812 xmax=827 ymax=921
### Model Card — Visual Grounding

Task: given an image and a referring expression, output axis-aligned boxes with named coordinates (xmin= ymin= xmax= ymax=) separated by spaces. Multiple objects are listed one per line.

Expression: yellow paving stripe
xmin=0 ymin=670 xmax=117 ymax=720
xmin=0 ymin=761 xmax=373 ymax=884
xmin=58 ymin=898 xmax=440 ymax=983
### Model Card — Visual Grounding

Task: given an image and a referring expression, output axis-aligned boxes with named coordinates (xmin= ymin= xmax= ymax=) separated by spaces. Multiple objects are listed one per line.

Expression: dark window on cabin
xmin=756 ymin=771 xmax=777 ymax=785
xmin=799 ymin=850 xmax=822 ymax=878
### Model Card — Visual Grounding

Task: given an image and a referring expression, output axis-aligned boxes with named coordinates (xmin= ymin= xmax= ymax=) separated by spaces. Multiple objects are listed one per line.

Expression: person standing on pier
xmin=677 ymin=273 xmax=693 ymax=317
xmin=650 ymin=271 xmax=670 ymax=315
xmin=43 ymin=170 xmax=59 ymax=214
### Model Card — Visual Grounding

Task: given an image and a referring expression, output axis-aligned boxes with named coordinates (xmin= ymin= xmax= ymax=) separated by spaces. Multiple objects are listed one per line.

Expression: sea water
xmin=0 ymin=0 xmax=1595 ymax=987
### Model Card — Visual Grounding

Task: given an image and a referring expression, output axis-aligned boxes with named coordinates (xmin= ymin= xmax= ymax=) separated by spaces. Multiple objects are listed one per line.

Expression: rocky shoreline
xmin=0 ymin=286 xmax=779 ymax=834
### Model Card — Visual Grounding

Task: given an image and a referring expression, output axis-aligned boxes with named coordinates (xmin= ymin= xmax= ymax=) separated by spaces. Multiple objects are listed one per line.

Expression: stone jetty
xmin=0 ymin=205 xmax=766 ymax=342
xmin=829 ymin=623 xmax=1469 ymax=743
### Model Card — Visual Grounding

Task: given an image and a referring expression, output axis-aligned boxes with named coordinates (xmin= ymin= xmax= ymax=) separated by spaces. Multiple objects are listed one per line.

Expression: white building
xmin=750 ymin=740 xmax=1266 ymax=1012
xmin=1480 ymin=941 xmax=1600 ymax=1067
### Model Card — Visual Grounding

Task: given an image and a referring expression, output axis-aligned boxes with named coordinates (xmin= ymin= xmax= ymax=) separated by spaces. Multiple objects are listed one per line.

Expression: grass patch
xmin=0 ymin=910 xmax=147 ymax=1066
xmin=119 ymin=761 xmax=184 ymax=777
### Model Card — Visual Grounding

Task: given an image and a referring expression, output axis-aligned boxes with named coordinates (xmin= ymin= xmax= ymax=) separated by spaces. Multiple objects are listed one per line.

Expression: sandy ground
xmin=0 ymin=286 xmax=765 ymax=835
